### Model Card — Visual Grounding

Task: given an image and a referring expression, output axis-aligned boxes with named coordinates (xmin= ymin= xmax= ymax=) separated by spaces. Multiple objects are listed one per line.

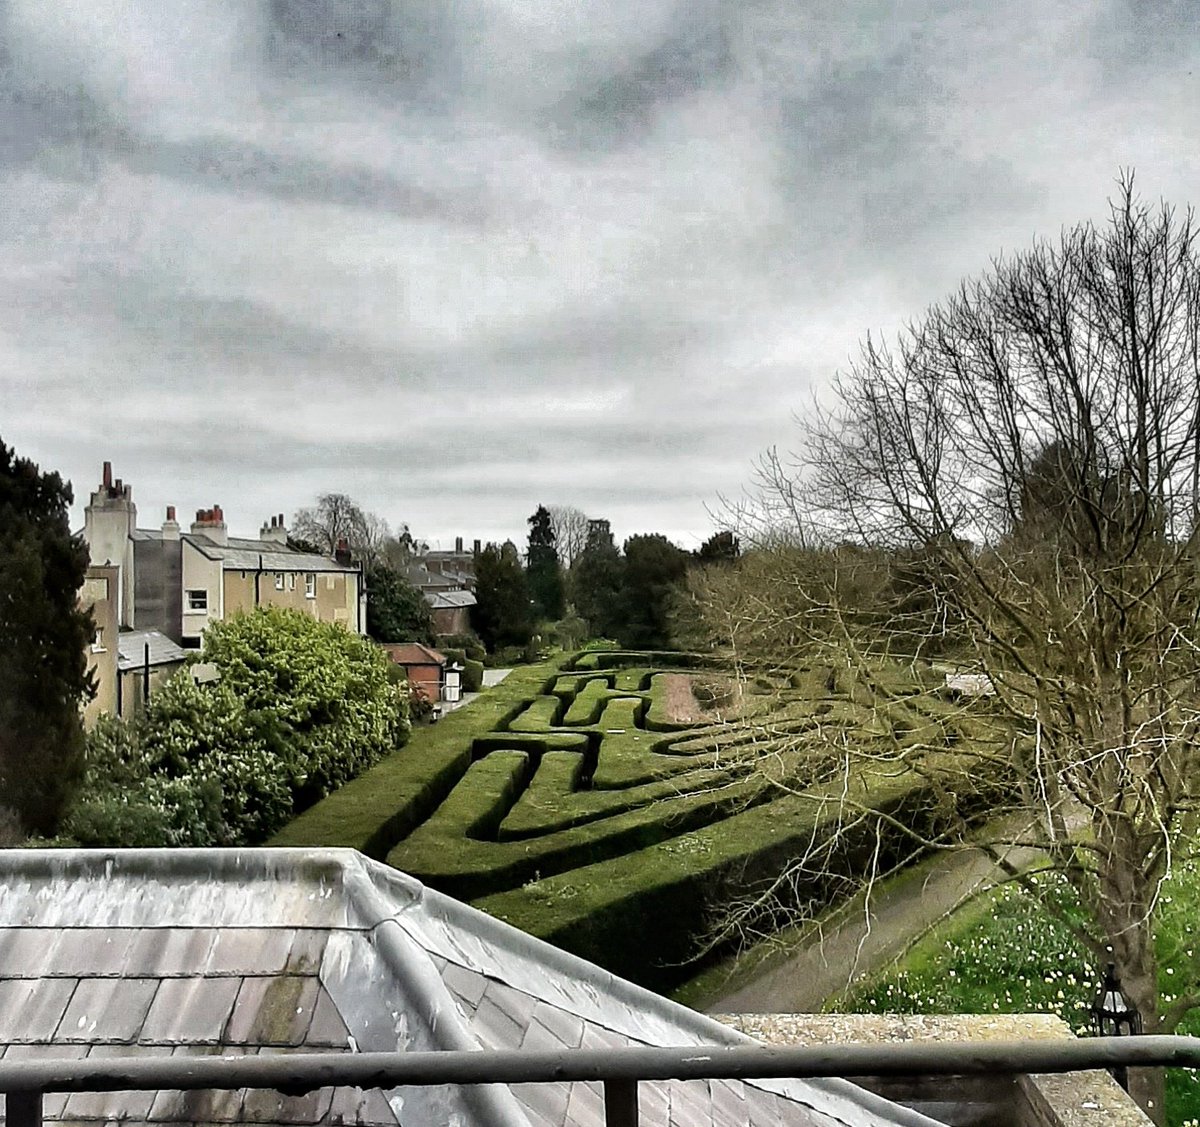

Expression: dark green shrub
xmin=463 ymin=659 xmax=485 ymax=693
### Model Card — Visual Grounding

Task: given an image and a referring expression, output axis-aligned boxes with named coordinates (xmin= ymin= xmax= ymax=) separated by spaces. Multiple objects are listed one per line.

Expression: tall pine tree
xmin=0 ymin=440 xmax=92 ymax=833
xmin=526 ymin=505 xmax=564 ymax=621
xmin=471 ymin=541 xmax=533 ymax=652
xmin=569 ymin=519 xmax=625 ymax=641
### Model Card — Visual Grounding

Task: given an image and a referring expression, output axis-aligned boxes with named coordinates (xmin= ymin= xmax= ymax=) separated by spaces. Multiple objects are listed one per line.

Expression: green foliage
xmin=842 ymin=867 xmax=1200 ymax=1127
xmin=527 ymin=505 xmax=565 ymax=621
xmin=569 ymin=519 xmax=624 ymax=640
xmin=273 ymin=648 xmax=1001 ymax=995
xmin=269 ymin=656 xmax=572 ymax=852
xmin=0 ymin=440 xmax=91 ymax=834
xmin=366 ymin=563 xmax=433 ymax=643
xmin=695 ymin=530 xmax=740 ymax=564
xmin=551 ymin=605 xmax=589 ymax=651
xmin=472 ymin=540 xmax=534 ymax=651
xmin=65 ymin=608 xmax=409 ymax=847
xmin=619 ymin=534 xmax=689 ymax=648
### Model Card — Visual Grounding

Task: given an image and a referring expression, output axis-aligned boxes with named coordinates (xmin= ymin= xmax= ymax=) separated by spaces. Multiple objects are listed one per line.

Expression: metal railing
xmin=3 ymin=1037 xmax=1198 ymax=1127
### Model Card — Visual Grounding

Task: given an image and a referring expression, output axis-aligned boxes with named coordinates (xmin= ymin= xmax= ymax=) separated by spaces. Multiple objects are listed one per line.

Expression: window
xmin=305 ymin=573 xmax=316 ymax=599
xmin=186 ymin=589 xmax=208 ymax=612
xmin=91 ymin=628 xmax=105 ymax=653
xmin=275 ymin=573 xmax=284 ymax=591
xmin=287 ymin=574 xmax=296 ymax=591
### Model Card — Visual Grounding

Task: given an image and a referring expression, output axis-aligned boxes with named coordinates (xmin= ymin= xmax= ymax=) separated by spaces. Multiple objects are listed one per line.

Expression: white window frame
xmin=186 ymin=589 xmax=209 ymax=612
xmin=287 ymin=573 xmax=296 ymax=591
xmin=275 ymin=573 xmax=284 ymax=591
xmin=305 ymin=573 xmax=316 ymax=599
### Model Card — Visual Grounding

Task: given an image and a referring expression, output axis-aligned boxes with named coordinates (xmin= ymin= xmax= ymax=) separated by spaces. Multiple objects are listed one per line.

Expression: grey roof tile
xmin=124 ymin=929 xmax=219 ymax=977
xmin=508 ymin=1081 xmax=570 ymax=1127
xmin=205 ymin=929 xmax=323 ymax=976
xmin=564 ymin=1079 xmax=604 ymax=1127
xmin=118 ymin=630 xmax=188 ymax=671
xmin=638 ymin=1080 xmax=671 ymax=1126
xmin=579 ymin=1025 xmax=627 ymax=1052
xmin=64 ymin=1044 xmax=175 ymax=1120
xmin=441 ymin=961 xmax=488 ymax=1007
xmin=242 ymin=1050 xmax=335 ymax=1124
xmin=2 ymin=1043 xmax=87 ymax=1118
xmin=0 ymin=929 xmax=61 ymax=979
xmin=57 ymin=976 xmax=159 ymax=1043
xmin=325 ymin=1083 xmax=400 ymax=1127
xmin=521 ymin=1019 xmax=568 ymax=1053
xmin=480 ymin=981 xmax=538 ymax=1035
xmin=467 ymin=994 xmax=526 ymax=1052
xmin=140 ymin=977 xmax=242 ymax=1044
xmin=45 ymin=928 xmax=136 ymax=977
xmin=146 ymin=1046 xmax=253 ymax=1123
xmin=668 ymin=1080 xmax=713 ymax=1127
xmin=225 ymin=975 xmax=319 ymax=1046
xmin=0 ymin=978 xmax=76 ymax=1042
xmin=710 ymin=1077 xmax=747 ymax=1126
xmin=305 ymin=988 xmax=352 ymax=1049
xmin=530 ymin=1003 xmax=585 ymax=1051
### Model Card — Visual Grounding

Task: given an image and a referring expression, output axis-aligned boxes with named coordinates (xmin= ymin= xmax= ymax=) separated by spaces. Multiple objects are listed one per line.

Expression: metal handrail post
xmin=7 ymin=1089 xmax=42 ymax=1127
xmin=604 ymin=1078 xmax=639 ymax=1127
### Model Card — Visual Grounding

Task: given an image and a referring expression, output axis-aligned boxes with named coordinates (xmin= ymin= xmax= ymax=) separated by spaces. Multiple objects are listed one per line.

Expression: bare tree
xmin=547 ymin=505 xmax=590 ymax=568
xmin=292 ymin=492 xmax=389 ymax=562
xmin=701 ymin=179 xmax=1200 ymax=1121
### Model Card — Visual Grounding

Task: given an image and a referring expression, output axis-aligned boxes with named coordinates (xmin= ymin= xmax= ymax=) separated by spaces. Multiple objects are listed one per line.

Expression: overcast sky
xmin=2 ymin=1 xmax=1198 ymax=551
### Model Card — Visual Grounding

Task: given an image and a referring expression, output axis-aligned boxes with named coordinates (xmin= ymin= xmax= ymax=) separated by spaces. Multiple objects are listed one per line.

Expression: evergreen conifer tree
xmin=0 ymin=440 xmax=92 ymax=833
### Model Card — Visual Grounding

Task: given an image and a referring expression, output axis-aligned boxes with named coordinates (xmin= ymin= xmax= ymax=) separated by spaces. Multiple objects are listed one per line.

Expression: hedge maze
xmin=272 ymin=650 xmax=1007 ymax=992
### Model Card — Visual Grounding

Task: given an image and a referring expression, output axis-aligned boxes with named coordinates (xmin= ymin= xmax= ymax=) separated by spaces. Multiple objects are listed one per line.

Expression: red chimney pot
xmin=102 ymin=461 xmax=113 ymax=489
xmin=166 ymin=506 xmax=176 ymax=521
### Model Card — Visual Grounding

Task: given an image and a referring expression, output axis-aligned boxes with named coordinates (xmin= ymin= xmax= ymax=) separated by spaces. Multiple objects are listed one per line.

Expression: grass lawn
xmin=837 ymin=865 xmax=1200 ymax=1126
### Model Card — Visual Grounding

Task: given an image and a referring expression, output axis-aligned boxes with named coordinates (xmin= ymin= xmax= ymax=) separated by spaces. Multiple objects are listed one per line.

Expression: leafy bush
xmin=65 ymin=608 xmax=409 ymax=847
xmin=842 ymin=868 xmax=1200 ymax=1126
xmin=463 ymin=659 xmax=485 ymax=692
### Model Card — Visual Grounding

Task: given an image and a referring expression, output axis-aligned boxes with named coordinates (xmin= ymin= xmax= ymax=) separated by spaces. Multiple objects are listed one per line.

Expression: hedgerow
xmin=272 ymin=648 xmax=1003 ymax=991
xmin=65 ymin=608 xmax=409 ymax=847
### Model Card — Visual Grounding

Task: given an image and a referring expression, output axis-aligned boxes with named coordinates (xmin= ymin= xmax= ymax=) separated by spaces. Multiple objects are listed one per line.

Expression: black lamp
xmin=1090 ymin=962 xmax=1142 ymax=1090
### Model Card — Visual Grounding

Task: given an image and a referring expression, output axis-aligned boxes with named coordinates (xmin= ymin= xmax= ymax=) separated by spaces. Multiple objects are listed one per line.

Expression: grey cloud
xmin=113 ymin=134 xmax=490 ymax=224
xmin=265 ymin=0 xmax=465 ymax=108
xmin=551 ymin=2 xmax=738 ymax=150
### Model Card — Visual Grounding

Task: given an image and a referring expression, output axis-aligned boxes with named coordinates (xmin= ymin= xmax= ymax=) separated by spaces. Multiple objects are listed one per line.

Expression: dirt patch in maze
xmin=660 ymin=673 xmax=740 ymax=724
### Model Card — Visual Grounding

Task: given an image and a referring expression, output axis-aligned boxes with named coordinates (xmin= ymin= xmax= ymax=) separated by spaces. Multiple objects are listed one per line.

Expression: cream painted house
xmin=82 ymin=463 xmax=365 ymax=649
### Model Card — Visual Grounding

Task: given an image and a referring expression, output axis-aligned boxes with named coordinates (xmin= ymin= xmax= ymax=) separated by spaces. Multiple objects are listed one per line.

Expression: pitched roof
xmin=0 ymin=850 xmax=938 ymax=1127
xmin=425 ymin=589 xmax=477 ymax=609
xmin=186 ymin=535 xmax=358 ymax=573
xmin=383 ymin=643 xmax=446 ymax=667
xmin=116 ymin=629 xmax=188 ymax=671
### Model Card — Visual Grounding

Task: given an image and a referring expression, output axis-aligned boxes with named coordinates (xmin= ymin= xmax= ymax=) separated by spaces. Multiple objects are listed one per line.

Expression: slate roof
xmin=117 ymin=629 xmax=188 ymax=671
xmin=383 ymin=643 xmax=446 ymax=667
xmin=130 ymin=528 xmax=356 ymax=573
xmin=188 ymin=536 xmax=358 ymax=574
xmin=0 ymin=850 xmax=943 ymax=1127
xmin=425 ymin=589 xmax=477 ymax=609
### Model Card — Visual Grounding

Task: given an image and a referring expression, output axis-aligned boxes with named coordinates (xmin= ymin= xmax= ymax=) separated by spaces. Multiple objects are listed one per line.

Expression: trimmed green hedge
xmin=267 ymin=654 xmax=573 ymax=854
xmin=271 ymin=649 xmax=1010 ymax=995
xmin=474 ymin=755 xmax=998 ymax=993
xmin=389 ymin=772 xmax=767 ymax=901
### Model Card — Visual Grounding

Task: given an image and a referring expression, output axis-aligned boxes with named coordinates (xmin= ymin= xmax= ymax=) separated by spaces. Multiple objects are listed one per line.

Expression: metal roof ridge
xmin=336 ymin=855 xmax=535 ymax=1127
xmin=392 ymin=869 xmax=938 ymax=1127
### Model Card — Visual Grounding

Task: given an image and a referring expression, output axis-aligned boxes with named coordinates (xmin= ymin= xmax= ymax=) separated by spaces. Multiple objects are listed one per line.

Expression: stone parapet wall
xmin=715 ymin=1014 xmax=1150 ymax=1127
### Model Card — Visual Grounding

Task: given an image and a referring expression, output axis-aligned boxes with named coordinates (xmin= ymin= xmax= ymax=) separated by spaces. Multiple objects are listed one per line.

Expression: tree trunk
xmin=1126 ymin=1065 xmax=1165 ymax=1126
